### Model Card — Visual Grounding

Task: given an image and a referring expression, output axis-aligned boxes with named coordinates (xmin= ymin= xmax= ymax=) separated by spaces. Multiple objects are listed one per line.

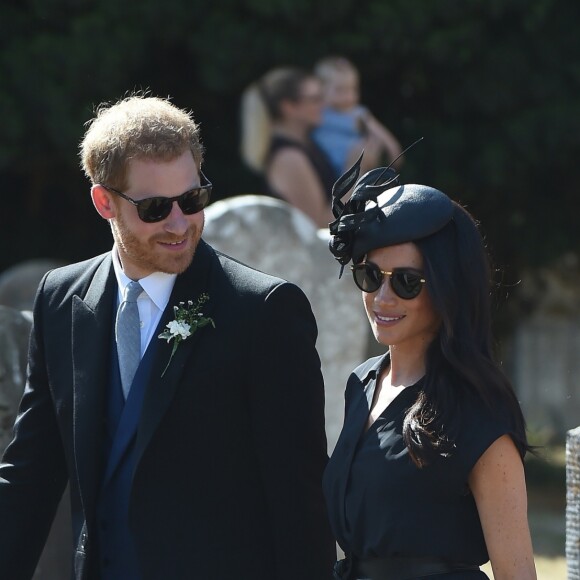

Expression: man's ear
xmin=91 ymin=185 xmax=116 ymax=219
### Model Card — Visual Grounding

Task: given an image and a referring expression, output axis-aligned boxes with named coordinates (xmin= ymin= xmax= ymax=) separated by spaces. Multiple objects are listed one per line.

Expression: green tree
xmin=0 ymin=0 xmax=578 ymax=275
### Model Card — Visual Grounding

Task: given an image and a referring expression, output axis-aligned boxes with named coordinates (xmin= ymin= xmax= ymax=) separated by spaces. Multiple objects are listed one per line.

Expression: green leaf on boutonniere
xmin=158 ymin=293 xmax=215 ymax=377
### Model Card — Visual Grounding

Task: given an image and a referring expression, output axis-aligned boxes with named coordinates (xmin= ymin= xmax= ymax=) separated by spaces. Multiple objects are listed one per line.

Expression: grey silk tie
xmin=115 ymin=280 xmax=143 ymax=399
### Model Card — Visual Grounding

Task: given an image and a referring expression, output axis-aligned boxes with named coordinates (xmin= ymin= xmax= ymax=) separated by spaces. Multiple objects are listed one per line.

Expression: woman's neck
xmin=386 ymin=343 xmax=429 ymax=387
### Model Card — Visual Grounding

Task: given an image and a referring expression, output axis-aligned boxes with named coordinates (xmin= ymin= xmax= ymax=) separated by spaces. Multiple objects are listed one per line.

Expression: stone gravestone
xmin=568 ymin=426 xmax=580 ymax=580
xmin=0 ymin=259 xmax=72 ymax=580
xmin=0 ymin=259 xmax=65 ymax=311
xmin=0 ymin=307 xmax=32 ymax=452
xmin=204 ymin=195 xmax=370 ymax=451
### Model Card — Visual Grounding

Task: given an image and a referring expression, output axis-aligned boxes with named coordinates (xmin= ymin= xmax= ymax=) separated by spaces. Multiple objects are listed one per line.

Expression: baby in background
xmin=312 ymin=56 xmax=403 ymax=177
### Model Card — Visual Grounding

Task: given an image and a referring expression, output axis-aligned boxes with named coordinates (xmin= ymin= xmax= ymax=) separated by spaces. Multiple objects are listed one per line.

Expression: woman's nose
xmin=374 ymin=276 xmax=397 ymax=305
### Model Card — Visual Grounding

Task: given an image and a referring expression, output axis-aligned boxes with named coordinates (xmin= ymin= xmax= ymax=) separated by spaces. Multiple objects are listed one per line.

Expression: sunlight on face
xmin=110 ymin=150 xmax=205 ymax=279
xmin=362 ymin=243 xmax=440 ymax=352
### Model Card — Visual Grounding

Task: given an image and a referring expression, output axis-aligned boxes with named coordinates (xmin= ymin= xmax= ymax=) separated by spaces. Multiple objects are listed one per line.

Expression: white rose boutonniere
xmin=158 ymin=293 xmax=215 ymax=377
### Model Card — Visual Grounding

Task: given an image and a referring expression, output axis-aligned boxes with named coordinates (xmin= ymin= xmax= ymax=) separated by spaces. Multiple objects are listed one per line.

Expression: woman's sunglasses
xmin=102 ymin=172 xmax=212 ymax=223
xmin=351 ymin=262 xmax=426 ymax=299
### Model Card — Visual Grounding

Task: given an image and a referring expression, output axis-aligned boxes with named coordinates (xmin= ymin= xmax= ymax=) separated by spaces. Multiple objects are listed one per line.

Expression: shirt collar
xmin=111 ymin=245 xmax=177 ymax=311
xmin=359 ymin=351 xmax=424 ymax=391
xmin=359 ymin=351 xmax=391 ymax=385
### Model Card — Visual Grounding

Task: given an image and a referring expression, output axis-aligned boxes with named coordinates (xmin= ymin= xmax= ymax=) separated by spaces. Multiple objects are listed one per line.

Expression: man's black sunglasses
xmin=351 ymin=262 xmax=426 ymax=299
xmin=102 ymin=172 xmax=212 ymax=223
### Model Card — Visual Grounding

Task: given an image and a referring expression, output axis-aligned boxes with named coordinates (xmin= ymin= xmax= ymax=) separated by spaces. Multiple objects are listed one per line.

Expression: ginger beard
xmin=111 ymin=208 xmax=204 ymax=277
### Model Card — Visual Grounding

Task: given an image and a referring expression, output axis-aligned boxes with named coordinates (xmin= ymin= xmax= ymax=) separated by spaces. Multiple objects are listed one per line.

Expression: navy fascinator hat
xmin=328 ymin=150 xmax=455 ymax=271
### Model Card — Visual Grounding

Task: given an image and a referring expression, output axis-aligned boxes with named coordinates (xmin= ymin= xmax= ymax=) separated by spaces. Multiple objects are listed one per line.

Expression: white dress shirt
xmin=112 ymin=247 xmax=177 ymax=358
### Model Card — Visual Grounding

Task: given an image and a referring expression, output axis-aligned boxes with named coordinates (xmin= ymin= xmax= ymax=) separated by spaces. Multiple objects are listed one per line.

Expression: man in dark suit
xmin=0 ymin=95 xmax=335 ymax=579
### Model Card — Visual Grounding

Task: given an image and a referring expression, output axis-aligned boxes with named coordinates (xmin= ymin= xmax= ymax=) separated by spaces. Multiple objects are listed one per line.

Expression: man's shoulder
xmin=46 ymin=252 xmax=109 ymax=280
xmin=212 ymin=248 xmax=288 ymax=294
xmin=42 ymin=252 xmax=111 ymax=294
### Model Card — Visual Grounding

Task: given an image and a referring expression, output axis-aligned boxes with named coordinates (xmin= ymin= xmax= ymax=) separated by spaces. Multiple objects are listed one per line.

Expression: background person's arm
xmin=267 ymin=148 xmax=333 ymax=228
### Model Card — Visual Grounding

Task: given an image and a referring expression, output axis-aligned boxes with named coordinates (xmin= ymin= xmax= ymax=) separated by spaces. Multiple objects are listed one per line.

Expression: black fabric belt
xmin=345 ymin=555 xmax=479 ymax=579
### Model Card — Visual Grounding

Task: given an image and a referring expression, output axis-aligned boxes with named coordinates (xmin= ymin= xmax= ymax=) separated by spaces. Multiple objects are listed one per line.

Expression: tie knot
xmin=125 ymin=280 xmax=143 ymax=303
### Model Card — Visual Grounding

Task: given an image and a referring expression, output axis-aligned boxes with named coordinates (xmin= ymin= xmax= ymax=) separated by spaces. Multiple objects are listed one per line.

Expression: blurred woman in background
xmin=240 ymin=67 xmax=335 ymax=227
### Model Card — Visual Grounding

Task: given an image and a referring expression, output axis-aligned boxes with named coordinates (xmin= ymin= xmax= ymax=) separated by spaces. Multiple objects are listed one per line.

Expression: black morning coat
xmin=0 ymin=240 xmax=336 ymax=580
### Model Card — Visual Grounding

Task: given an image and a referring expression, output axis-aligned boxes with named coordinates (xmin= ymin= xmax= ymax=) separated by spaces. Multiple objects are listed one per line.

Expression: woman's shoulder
xmin=268 ymin=138 xmax=313 ymax=171
xmin=451 ymin=383 xmax=523 ymax=471
xmin=456 ymin=383 xmax=517 ymax=427
xmin=268 ymin=135 xmax=305 ymax=157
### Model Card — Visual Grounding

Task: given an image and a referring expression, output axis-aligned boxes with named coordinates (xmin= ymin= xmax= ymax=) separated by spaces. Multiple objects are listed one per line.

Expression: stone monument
xmin=568 ymin=426 xmax=580 ymax=579
xmin=0 ymin=263 xmax=71 ymax=579
xmin=0 ymin=307 xmax=32 ymax=452
xmin=0 ymin=259 xmax=65 ymax=311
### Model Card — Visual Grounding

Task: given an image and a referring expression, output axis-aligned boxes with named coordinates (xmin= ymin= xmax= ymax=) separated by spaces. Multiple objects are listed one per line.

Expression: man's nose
xmin=163 ymin=201 xmax=189 ymax=235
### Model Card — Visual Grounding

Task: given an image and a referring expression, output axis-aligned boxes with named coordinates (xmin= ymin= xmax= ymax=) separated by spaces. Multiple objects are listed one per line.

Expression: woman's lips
xmin=374 ymin=313 xmax=405 ymax=325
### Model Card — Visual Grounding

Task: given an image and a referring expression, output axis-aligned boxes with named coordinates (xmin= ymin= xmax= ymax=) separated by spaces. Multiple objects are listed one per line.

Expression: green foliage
xmin=0 ymin=0 xmax=579 ymax=274
xmin=525 ymin=447 xmax=566 ymax=492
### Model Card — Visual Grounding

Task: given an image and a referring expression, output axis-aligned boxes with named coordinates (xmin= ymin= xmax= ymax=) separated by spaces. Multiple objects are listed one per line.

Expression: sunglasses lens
xmin=178 ymin=187 xmax=211 ymax=215
xmin=391 ymin=271 xmax=424 ymax=299
xmin=136 ymin=186 xmax=211 ymax=223
xmin=352 ymin=263 xmax=382 ymax=293
xmin=352 ymin=264 xmax=425 ymax=299
xmin=138 ymin=198 xmax=172 ymax=223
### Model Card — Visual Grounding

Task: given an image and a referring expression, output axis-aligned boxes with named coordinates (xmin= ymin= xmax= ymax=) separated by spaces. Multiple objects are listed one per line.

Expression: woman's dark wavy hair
xmin=404 ymin=203 xmax=530 ymax=467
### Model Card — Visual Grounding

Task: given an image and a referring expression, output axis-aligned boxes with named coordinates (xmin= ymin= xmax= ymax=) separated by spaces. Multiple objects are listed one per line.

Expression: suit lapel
xmin=72 ymin=254 xmax=117 ymax=522
xmin=134 ymin=241 xmax=217 ymax=467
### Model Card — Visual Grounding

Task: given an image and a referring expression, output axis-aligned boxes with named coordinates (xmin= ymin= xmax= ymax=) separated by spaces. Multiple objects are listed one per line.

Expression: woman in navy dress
xmin=324 ymin=157 xmax=537 ymax=580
